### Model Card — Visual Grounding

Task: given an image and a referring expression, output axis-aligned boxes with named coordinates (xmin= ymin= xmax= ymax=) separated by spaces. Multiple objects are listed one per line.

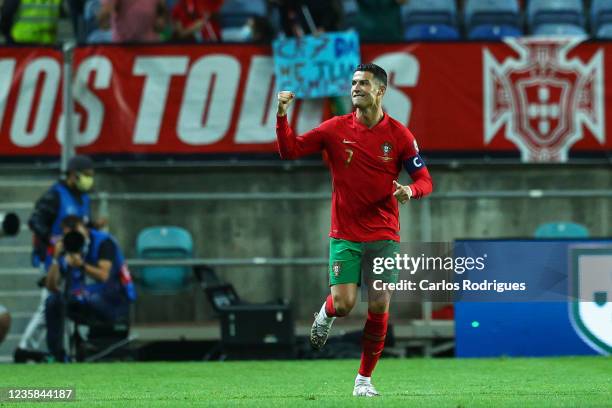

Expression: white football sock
xmin=316 ymin=302 xmax=335 ymax=325
xmin=355 ymin=373 xmax=371 ymax=384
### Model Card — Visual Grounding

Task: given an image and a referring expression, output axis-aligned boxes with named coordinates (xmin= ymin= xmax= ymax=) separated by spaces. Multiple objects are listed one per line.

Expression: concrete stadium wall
xmin=3 ymin=163 xmax=611 ymax=323
xmin=96 ymin=163 xmax=612 ymax=323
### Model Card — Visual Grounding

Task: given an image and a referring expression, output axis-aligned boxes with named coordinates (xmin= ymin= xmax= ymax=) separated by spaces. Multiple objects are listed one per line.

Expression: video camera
xmin=0 ymin=212 xmax=20 ymax=237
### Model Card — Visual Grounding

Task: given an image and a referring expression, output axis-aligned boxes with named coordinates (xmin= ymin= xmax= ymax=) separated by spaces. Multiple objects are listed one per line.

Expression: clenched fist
xmin=277 ymin=91 xmax=295 ymax=117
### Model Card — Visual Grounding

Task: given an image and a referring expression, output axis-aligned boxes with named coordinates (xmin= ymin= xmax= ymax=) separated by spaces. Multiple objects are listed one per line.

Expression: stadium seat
xmin=341 ymin=0 xmax=359 ymax=29
xmin=534 ymin=222 xmax=589 ymax=238
xmin=468 ymin=24 xmax=523 ymax=40
xmin=464 ymin=0 xmax=521 ymax=31
xmin=401 ymin=0 xmax=458 ymax=27
xmin=528 ymin=0 xmax=585 ymax=31
xmin=532 ymin=23 xmax=587 ymax=36
xmin=136 ymin=226 xmax=194 ymax=292
xmin=596 ymin=22 xmax=612 ymax=38
xmin=404 ymin=24 xmax=460 ymax=41
xmin=219 ymin=0 xmax=267 ymax=28
xmin=591 ymin=0 xmax=612 ymax=34
xmin=221 ymin=27 xmax=247 ymax=42
xmin=84 ymin=0 xmax=112 ymax=43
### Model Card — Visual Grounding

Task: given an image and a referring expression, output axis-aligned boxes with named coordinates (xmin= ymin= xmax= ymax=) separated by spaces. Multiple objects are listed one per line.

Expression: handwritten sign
xmin=272 ymin=31 xmax=361 ymax=99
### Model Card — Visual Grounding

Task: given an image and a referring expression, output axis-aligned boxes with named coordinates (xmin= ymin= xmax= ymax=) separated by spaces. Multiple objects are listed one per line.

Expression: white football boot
xmin=310 ymin=302 xmax=335 ymax=350
xmin=353 ymin=375 xmax=380 ymax=397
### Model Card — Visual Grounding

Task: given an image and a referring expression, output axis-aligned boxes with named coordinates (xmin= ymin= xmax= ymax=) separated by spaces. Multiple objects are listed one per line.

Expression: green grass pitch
xmin=1 ymin=356 xmax=610 ymax=407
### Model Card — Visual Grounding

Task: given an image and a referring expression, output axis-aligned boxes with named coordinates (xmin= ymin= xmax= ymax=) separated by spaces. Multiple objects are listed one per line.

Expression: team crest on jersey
xmin=379 ymin=142 xmax=394 ymax=162
xmin=332 ymin=261 xmax=342 ymax=277
xmin=483 ymin=37 xmax=605 ymax=162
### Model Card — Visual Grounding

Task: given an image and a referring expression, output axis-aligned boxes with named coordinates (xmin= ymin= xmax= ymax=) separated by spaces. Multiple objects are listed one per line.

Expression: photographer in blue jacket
xmin=45 ymin=215 xmax=136 ymax=362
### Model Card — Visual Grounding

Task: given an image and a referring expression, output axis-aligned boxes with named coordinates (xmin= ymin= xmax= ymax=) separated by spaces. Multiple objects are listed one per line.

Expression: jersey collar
xmin=352 ymin=111 xmax=388 ymax=130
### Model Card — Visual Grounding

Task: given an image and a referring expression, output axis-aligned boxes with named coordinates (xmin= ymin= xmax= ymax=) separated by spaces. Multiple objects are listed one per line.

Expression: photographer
xmin=16 ymin=155 xmax=102 ymax=361
xmin=45 ymin=216 xmax=135 ymax=362
xmin=29 ymin=155 xmax=100 ymax=268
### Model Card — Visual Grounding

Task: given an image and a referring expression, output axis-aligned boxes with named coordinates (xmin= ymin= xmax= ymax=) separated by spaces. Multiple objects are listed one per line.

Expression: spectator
xmin=0 ymin=0 xmax=62 ymax=44
xmin=356 ymin=0 xmax=406 ymax=42
xmin=14 ymin=155 xmax=101 ymax=361
xmin=271 ymin=0 xmax=342 ymax=37
xmin=98 ymin=0 xmax=167 ymax=43
xmin=45 ymin=216 xmax=135 ymax=362
xmin=300 ymin=0 xmax=342 ymax=34
xmin=171 ymin=0 xmax=223 ymax=42
xmin=246 ymin=16 xmax=275 ymax=43
xmin=66 ymin=0 xmax=85 ymax=42
xmin=222 ymin=15 xmax=275 ymax=42
xmin=84 ymin=0 xmax=113 ymax=43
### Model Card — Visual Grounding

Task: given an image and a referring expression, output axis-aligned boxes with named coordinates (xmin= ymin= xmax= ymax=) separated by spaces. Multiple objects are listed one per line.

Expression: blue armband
xmin=404 ymin=154 xmax=426 ymax=174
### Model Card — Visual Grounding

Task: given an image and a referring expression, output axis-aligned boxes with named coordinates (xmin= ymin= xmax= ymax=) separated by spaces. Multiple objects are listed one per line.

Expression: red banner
xmin=0 ymin=40 xmax=610 ymax=162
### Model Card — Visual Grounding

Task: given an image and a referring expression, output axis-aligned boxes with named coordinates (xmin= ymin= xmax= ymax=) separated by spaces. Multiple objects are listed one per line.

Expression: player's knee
xmin=368 ymin=300 xmax=388 ymax=314
xmin=333 ymin=294 xmax=356 ymax=316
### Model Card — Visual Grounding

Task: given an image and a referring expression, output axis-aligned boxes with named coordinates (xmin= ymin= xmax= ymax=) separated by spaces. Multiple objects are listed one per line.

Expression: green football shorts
xmin=328 ymin=238 xmax=400 ymax=286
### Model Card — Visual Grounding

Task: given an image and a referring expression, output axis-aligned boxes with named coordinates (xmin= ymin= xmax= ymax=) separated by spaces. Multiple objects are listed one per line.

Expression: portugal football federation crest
xmin=332 ymin=261 xmax=342 ymax=278
xmin=379 ymin=142 xmax=393 ymax=162
xmin=569 ymin=248 xmax=612 ymax=355
xmin=483 ymin=38 xmax=605 ymax=162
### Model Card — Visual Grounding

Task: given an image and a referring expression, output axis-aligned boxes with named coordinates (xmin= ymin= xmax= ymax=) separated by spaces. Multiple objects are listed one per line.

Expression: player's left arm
xmin=394 ymin=131 xmax=433 ymax=203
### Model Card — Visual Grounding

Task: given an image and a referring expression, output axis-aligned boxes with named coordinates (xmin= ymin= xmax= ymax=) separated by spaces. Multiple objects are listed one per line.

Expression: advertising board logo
xmin=484 ymin=38 xmax=605 ymax=162
xmin=569 ymin=248 xmax=612 ymax=355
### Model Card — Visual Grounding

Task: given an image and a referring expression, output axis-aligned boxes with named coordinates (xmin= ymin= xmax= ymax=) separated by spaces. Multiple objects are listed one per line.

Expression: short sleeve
xmin=98 ymin=239 xmax=117 ymax=264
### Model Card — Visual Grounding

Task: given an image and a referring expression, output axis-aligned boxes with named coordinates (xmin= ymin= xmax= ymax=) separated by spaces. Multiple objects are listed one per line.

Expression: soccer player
xmin=276 ymin=63 xmax=433 ymax=397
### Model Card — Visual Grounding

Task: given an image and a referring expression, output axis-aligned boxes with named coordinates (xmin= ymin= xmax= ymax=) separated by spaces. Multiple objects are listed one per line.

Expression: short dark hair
xmin=354 ymin=63 xmax=387 ymax=87
xmin=61 ymin=215 xmax=85 ymax=230
xmin=66 ymin=155 xmax=93 ymax=173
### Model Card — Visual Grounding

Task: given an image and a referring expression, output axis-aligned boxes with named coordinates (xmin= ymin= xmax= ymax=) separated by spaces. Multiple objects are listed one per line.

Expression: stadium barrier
xmin=94 ymin=189 xmax=612 ymax=242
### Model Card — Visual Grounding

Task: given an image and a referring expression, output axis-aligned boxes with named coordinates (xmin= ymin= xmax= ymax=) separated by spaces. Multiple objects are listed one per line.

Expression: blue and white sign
xmin=272 ymin=31 xmax=361 ymax=99
xmin=454 ymin=239 xmax=612 ymax=357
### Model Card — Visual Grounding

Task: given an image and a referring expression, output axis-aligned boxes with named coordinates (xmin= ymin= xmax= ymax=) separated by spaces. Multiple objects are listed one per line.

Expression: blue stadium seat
xmin=404 ymin=24 xmax=460 ymax=41
xmin=528 ymin=0 xmax=585 ymax=30
xmin=83 ymin=0 xmax=112 ymax=43
xmin=166 ymin=0 xmax=178 ymax=10
xmin=341 ymin=0 xmax=359 ymax=29
xmin=220 ymin=0 xmax=267 ymax=28
xmin=591 ymin=0 xmax=612 ymax=34
xmin=596 ymin=22 xmax=612 ymax=38
xmin=401 ymin=0 xmax=457 ymax=27
xmin=533 ymin=23 xmax=587 ymax=36
xmin=136 ymin=226 xmax=194 ymax=292
xmin=468 ymin=24 xmax=523 ymax=40
xmin=534 ymin=222 xmax=589 ymax=238
xmin=464 ymin=0 xmax=521 ymax=31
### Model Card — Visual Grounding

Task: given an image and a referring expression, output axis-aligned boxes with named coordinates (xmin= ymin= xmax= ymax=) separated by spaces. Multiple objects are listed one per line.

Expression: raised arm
xmin=276 ymin=91 xmax=325 ymax=160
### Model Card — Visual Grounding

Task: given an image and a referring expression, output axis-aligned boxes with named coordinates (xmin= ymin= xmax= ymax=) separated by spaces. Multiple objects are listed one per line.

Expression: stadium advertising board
xmin=0 ymin=39 xmax=610 ymax=161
